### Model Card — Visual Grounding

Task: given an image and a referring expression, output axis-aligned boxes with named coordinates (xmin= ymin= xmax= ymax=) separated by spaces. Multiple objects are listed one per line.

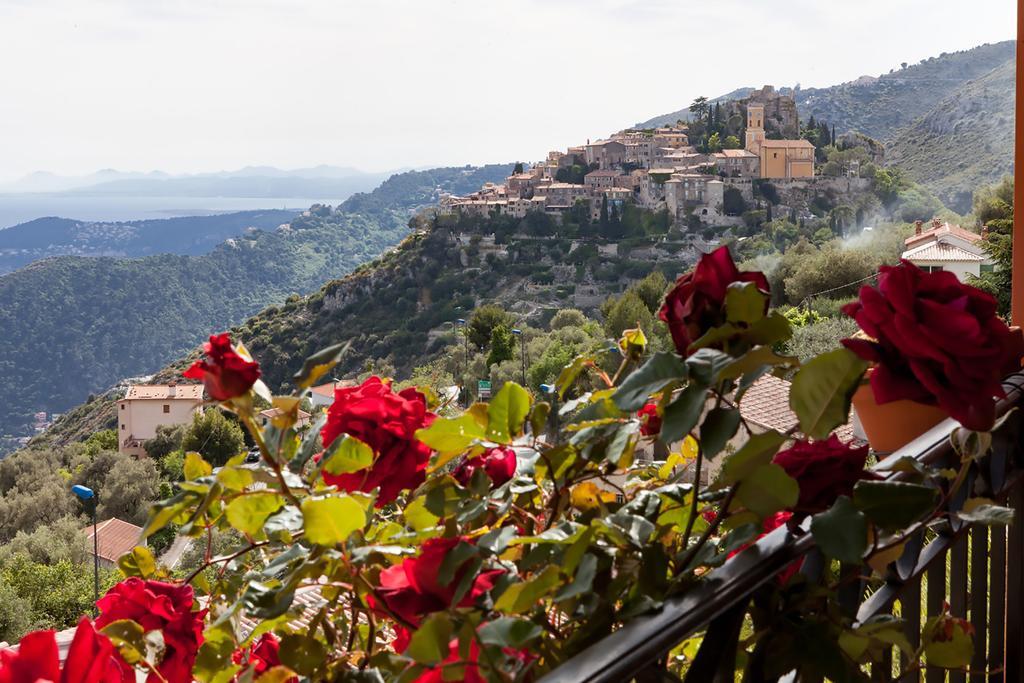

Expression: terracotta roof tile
xmin=124 ymin=384 xmax=203 ymax=401
xmin=739 ymin=375 xmax=855 ymax=442
xmin=84 ymin=518 xmax=143 ymax=563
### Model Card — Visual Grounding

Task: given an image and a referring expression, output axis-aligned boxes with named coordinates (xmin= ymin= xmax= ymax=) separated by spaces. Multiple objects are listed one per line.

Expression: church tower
xmin=745 ymin=103 xmax=765 ymax=155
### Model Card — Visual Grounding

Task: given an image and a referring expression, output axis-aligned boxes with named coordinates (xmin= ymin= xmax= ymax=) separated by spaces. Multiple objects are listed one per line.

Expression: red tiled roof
xmin=740 ymin=375 xmax=855 ymax=442
xmin=84 ymin=518 xmax=143 ymax=563
xmin=904 ymin=221 xmax=981 ymax=248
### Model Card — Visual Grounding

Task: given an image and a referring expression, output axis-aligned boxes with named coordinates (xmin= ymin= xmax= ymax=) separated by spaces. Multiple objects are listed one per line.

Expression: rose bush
xmin=3 ymin=251 xmax=1015 ymax=681
xmin=183 ymin=333 xmax=261 ymax=402
xmin=842 ymin=260 xmax=1024 ymax=431
xmin=319 ymin=376 xmax=436 ymax=505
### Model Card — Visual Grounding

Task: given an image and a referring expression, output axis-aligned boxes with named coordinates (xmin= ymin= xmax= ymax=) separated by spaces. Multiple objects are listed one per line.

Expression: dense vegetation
xmin=0 ymin=409 xmax=248 ymax=643
xmin=0 ymin=209 xmax=297 ymax=274
xmin=0 ymin=210 xmax=405 ymax=442
xmin=0 ymin=165 xmax=515 ymax=446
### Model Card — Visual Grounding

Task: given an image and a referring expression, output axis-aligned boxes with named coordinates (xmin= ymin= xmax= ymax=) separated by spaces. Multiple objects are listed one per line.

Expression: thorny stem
xmin=679 ymin=438 xmax=705 ymax=550
xmin=678 ymin=485 xmax=739 ymax=571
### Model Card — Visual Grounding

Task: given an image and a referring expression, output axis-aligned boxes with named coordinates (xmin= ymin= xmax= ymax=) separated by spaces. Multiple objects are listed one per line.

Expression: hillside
xmin=0 ymin=164 xmax=515 ymax=447
xmin=638 ymin=41 xmax=1014 ymax=141
xmin=0 ymin=210 xmax=297 ymax=274
xmin=887 ymin=58 xmax=1015 ymax=212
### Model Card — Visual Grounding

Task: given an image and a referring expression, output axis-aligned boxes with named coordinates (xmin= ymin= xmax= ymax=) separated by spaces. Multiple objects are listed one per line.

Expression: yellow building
xmin=745 ymin=104 xmax=815 ymax=179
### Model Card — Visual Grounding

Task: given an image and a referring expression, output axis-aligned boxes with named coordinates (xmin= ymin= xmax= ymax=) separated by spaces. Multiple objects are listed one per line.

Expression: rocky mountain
xmin=887 ymin=58 xmax=1015 ymax=212
xmin=0 ymin=210 xmax=297 ymax=274
xmin=638 ymin=41 xmax=1015 ymax=213
xmin=0 ymin=164 xmax=514 ymax=447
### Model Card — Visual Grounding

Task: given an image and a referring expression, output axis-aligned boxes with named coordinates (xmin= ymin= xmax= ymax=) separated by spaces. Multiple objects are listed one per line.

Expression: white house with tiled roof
xmin=117 ymin=384 xmax=204 ymax=456
xmin=901 ymin=219 xmax=993 ymax=282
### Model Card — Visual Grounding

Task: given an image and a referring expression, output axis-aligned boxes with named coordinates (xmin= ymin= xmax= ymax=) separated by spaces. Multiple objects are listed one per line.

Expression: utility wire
xmin=798 ymin=271 xmax=878 ymax=309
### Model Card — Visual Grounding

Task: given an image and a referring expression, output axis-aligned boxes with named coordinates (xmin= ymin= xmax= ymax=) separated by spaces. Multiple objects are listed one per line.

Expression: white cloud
xmin=0 ymin=0 xmax=1014 ymax=181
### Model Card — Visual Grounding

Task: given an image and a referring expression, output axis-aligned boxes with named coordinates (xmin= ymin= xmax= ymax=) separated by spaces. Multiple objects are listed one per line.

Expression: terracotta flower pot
xmin=851 ymin=382 xmax=949 ymax=454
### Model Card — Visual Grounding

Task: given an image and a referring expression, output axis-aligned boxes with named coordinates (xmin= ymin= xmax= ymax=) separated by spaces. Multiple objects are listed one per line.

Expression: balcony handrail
xmin=538 ymin=371 xmax=1024 ymax=683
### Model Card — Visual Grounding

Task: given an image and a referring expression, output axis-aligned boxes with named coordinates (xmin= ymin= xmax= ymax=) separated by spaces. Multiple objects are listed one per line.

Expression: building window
xmin=981 ymin=264 xmax=996 ymax=274
xmin=120 ymin=404 xmax=125 ymax=410
xmin=163 ymin=404 xmax=170 ymax=413
xmin=121 ymin=424 xmax=125 ymax=430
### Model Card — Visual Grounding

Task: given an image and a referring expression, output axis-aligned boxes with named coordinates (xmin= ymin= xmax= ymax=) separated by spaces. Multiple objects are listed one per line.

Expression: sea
xmin=0 ymin=194 xmax=345 ymax=229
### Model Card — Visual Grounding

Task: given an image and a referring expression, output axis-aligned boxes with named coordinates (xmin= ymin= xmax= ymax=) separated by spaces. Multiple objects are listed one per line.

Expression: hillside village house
xmin=117 ymin=383 xmax=203 ymax=456
xmin=444 ymin=87 xmax=816 ymax=225
xmin=305 ymin=380 xmax=358 ymax=409
xmin=84 ymin=518 xmax=145 ymax=569
xmin=901 ymin=219 xmax=993 ymax=281
xmin=744 ymin=103 xmax=815 ymax=179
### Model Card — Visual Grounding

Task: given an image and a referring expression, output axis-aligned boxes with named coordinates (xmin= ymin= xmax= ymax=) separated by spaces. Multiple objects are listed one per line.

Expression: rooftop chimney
xmin=915 ymin=220 xmax=923 ymax=235
xmin=932 ymin=218 xmax=942 ymax=229
xmin=167 ymin=382 xmax=176 ymax=398
xmin=982 ymin=224 xmax=990 ymax=239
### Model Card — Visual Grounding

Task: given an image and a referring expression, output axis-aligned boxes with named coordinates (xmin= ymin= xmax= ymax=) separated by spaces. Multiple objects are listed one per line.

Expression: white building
xmin=117 ymin=384 xmax=204 ymax=456
xmin=901 ymin=220 xmax=993 ymax=282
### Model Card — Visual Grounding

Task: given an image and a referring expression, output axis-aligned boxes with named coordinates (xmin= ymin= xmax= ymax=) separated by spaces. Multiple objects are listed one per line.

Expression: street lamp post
xmin=72 ymin=484 xmax=99 ymax=614
xmin=540 ymin=383 xmax=558 ymax=442
xmin=511 ymin=328 xmax=525 ymax=385
xmin=457 ymin=319 xmax=468 ymax=406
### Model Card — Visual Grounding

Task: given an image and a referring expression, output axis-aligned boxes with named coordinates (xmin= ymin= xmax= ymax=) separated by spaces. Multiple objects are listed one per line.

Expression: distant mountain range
xmin=0 ymin=165 xmax=394 ymax=196
xmin=0 ymin=210 xmax=297 ymax=274
xmin=0 ymin=164 xmax=513 ymax=446
xmin=638 ymin=40 xmax=1015 ymax=212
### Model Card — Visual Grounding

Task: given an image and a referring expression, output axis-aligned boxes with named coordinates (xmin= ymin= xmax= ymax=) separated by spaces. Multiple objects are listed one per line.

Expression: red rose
xmin=453 ymin=446 xmax=517 ymax=487
xmin=320 ymin=376 xmax=436 ymax=506
xmin=842 ymin=261 xmax=1023 ymax=431
xmin=658 ymin=245 xmax=770 ymax=357
xmin=96 ymin=578 xmax=204 ymax=683
xmin=183 ymin=333 xmax=261 ymax=401
xmin=374 ymin=537 xmax=503 ymax=643
xmin=411 ymin=636 xmax=533 ymax=683
xmin=0 ymin=617 xmax=133 ymax=683
xmin=772 ymin=435 xmax=872 ymax=515
xmin=232 ymin=633 xmax=295 ymax=682
xmin=637 ymin=402 xmax=662 ymax=437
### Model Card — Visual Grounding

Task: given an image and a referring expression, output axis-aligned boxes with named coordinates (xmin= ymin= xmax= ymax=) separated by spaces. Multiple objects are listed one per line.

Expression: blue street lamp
xmin=72 ymin=485 xmax=99 ymax=614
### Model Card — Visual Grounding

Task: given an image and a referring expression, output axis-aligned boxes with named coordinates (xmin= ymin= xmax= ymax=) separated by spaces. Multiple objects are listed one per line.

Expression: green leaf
xmin=529 ymin=402 xmax=551 ymax=437
xmin=292 ymin=343 xmax=347 ymax=390
xmin=226 ymin=492 xmax=286 ymax=536
xmin=193 ymin=626 xmax=241 ymax=683
xmin=686 ymin=348 xmax=733 ymax=386
xmin=478 ymin=526 xmax=518 ymax=555
xmin=321 ymin=435 xmax=374 ymax=475
xmin=612 ymin=352 xmax=687 ymax=410
xmin=494 ymin=565 xmax=561 ymax=614
xmin=184 ymin=451 xmax=213 ymax=480
xmin=725 ymin=281 xmax=767 ymax=324
xmin=957 ymin=503 xmax=1015 ymax=526
xmin=811 ymin=496 xmax=868 ymax=563
xmin=554 ymin=552 xmax=597 ymax=601
xmin=789 ymin=348 xmax=867 ymax=440
xmin=278 ymin=634 xmax=327 ymax=676
xmin=923 ymin=617 xmax=974 ymax=669
xmin=719 ymin=346 xmax=799 ymax=381
xmin=117 ymin=546 xmax=157 ymax=578
xmin=700 ymin=408 xmax=741 ymax=458
xmin=736 ymin=464 xmax=798 ymax=518
xmin=404 ymin=496 xmax=440 ymax=531
xmin=720 ymin=430 xmax=786 ymax=485
xmin=660 ymin=384 xmax=707 ymax=444
xmin=100 ymin=619 xmax=146 ymax=665
xmin=301 ymin=496 xmax=366 ymax=546
xmin=417 ymin=414 xmax=486 ymax=465
xmin=556 ymin=355 xmax=595 ymax=398
xmin=477 ymin=617 xmax=544 ymax=649
xmin=406 ymin=613 xmax=454 ymax=664
xmin=487 ymin=382 xmax=532 ymax=443
xmin=853 ymin=480 xmax=939 ymax=531
xmin=746 ymin=312 xmax=792 ymax=346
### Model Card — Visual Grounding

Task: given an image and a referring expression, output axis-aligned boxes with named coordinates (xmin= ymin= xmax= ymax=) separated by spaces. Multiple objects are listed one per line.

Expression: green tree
xmin=723 ymin=187 xmax=748 ymax=215
xmin=144 ymin=423 xmax=185 ymax=460
xmin=689 ymin=96 xmax=709 ymax=122
xmin=632 ymin=270 xmax=669 ymax=313
xmin=707 ymin=132 xmax=723 ymax=153
xmin=486 ymin=324 xmax=516 ymax=368
xmin=549 ymin=309 xmax=588 ymax=331
xmin=181 ymin=409 xmax=246 ymax=467
xmin=723 ymin=135 xmax=741 ymax=150
xmin=0 ymin=579 xmax=34 ymax=643
xmin=467 ymin=305 xmax=512 ymax=350
xmin=601 ymin=291 xmax=654 ymax=339
xmin=512 ymin=162 xmax=524 ymax=175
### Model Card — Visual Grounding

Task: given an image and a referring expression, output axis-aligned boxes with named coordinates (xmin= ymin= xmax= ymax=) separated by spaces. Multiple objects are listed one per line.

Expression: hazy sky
xmin=0 ymin=0 xmax=1015 ymax=181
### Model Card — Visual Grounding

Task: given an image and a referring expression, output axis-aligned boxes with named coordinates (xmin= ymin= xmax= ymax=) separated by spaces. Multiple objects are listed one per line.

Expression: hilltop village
xmin=443 ymin=87 xmax=848 ymax=229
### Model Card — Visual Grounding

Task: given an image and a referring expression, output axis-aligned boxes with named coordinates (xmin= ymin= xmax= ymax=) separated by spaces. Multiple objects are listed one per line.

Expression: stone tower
xmin=745 ymin=104 xmax=765 ymax=155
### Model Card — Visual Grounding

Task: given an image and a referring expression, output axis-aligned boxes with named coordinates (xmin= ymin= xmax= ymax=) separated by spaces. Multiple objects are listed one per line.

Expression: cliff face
xmin=888 ymin=58 xmax=1015 ymax=213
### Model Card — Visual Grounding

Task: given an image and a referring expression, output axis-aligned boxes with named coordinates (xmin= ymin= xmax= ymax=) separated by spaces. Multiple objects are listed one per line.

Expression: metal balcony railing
xmin=539 ymin=372 xmax=1024 ymax=683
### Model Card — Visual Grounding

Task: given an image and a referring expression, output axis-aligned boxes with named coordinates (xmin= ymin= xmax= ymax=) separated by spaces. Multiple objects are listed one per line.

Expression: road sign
xmin=478 ymin=380 xmax=492 ymax=400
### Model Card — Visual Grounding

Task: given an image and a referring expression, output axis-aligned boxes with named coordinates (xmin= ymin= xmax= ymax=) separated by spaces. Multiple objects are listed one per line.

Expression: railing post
xmin=1005 ymin=484 xmax=1024 ymax=682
